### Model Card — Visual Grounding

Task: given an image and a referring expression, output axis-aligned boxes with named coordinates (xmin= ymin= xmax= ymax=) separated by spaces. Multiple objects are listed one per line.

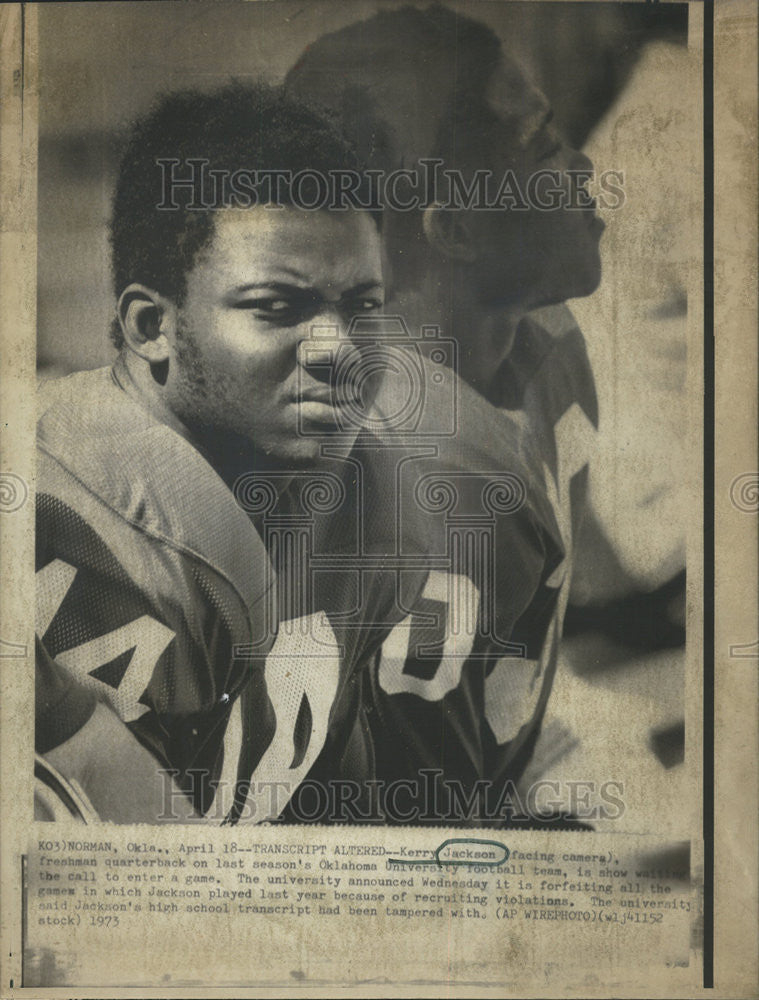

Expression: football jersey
xmin=36 ymin=366 xmax=432 ymax=823
xmin=37 ymin=367 xmax=277 ymax=817
xmin=36 ymin=633 xmax=97 ymax=756
xmin=367 ymin=304 xmax=598 ymax=824
xmin=225 ymin=436 xmax=431 ymax=824
xmin=484 ymin=304 xmax=598 ymax=800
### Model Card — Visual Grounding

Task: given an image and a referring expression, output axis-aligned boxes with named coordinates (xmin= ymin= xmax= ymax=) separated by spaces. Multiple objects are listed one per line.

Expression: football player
xmin=286 ymin=4 xmax=603 ymax=824
xmin=36 ymin=82 xmax=431 ymax=824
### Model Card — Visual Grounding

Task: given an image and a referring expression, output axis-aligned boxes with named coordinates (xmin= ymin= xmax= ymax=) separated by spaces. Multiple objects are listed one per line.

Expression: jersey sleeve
xmin=35 ymin=370 xmax=281 ymax=822
xmin=36 ymin=483 xmax=275 ymax=818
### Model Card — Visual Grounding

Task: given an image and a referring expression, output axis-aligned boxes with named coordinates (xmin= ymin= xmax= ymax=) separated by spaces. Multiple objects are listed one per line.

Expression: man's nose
xmin=296 ymin=309 xmax=355 ymax=382
xmin=305 ymin=302 xmax=353 ymax=342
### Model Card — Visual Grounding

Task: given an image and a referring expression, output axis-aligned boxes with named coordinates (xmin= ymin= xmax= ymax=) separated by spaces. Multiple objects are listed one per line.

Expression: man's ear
xmin=116 ymin=284 xmax=176 ymax=363
xmin=421 ymin=205 xmax=477 ymax=263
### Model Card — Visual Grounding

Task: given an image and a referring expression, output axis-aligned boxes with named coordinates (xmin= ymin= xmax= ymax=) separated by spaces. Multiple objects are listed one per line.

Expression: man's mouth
xmin=584 ymin=197 xmax=605 ymax=232
xmin=293 ymin=387 xmax=363 ymax=427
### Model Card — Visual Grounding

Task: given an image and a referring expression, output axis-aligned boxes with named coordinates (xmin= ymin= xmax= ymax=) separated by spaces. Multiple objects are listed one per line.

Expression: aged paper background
xmin=1 ymin=0 xmax=757 ymax=995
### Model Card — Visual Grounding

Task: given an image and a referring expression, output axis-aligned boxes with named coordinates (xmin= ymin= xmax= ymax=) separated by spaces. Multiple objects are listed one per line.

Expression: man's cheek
xmin=242 ymin=341 xmax=297 ymax=385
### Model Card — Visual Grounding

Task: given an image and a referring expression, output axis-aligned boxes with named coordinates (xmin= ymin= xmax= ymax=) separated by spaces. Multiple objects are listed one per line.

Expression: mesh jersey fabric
xmin=366 ymin=304 xmax=598 ymax=825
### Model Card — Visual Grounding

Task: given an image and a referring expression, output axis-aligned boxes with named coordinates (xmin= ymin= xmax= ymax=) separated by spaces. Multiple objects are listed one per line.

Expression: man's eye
xmin=235 ymin=298 xmax=292 ymax=313
xmin=233 ymin=298 xmax=310 ymax=324
xmin=538 ymin=140 xmax=562 ymax=163
xmin=352 ymin=299 xmax=384 ymax=313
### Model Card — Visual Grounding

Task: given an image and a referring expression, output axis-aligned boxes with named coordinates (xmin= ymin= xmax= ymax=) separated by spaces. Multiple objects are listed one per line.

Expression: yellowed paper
xmin=1 ymin=1 xmax=757 ymax=996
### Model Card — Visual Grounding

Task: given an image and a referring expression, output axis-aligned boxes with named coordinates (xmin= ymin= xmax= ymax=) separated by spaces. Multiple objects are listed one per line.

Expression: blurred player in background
xmin=287 ymin=3 xmax=604 ymax=824
xmin=35 ymin=81 xmax=434 ymax=824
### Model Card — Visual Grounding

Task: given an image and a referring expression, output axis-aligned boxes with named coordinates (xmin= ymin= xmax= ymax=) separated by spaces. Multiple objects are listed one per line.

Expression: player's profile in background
xmin=285 ymin=3 xmax=626 ymax=828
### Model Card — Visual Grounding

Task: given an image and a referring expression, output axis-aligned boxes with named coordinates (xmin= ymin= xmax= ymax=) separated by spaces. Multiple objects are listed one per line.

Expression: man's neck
xmin=113 ymin=352 xmax=293 ymax=495
xmin=113 ymin=352 xmax=194 ymax=444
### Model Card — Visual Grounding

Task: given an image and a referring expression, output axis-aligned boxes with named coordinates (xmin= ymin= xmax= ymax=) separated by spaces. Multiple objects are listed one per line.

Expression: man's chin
xmin=264 ymin=430 xmax=357 ymax=469
xmin=571 ymin=274 xmax=602 ymax=302
xmin=565 ymin=255 xmax=603 ymax=301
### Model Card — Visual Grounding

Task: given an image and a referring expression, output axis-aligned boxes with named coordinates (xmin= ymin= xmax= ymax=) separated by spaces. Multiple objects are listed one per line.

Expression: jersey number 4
xmin=36 ymin=559 xmax=174 ymax=723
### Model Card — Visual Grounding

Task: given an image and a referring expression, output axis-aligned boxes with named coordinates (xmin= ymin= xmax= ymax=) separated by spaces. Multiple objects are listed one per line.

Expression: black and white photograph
xmin=33 ymin=0 xmax=694 ymax=831
xmin=0 ymin=0 xmax=756 ymax=994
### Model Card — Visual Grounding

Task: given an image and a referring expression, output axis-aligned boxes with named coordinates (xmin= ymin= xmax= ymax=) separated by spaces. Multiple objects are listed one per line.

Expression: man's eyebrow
xmin=230 ymin=262 xmax=317 ymax=291
xmin=228 ymin=279 xmax=384 ymax=298
xmin=229 ymin=281 xmax=317 ymax=296
xmin=338 ymin=280 xmax=384 ymax=299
